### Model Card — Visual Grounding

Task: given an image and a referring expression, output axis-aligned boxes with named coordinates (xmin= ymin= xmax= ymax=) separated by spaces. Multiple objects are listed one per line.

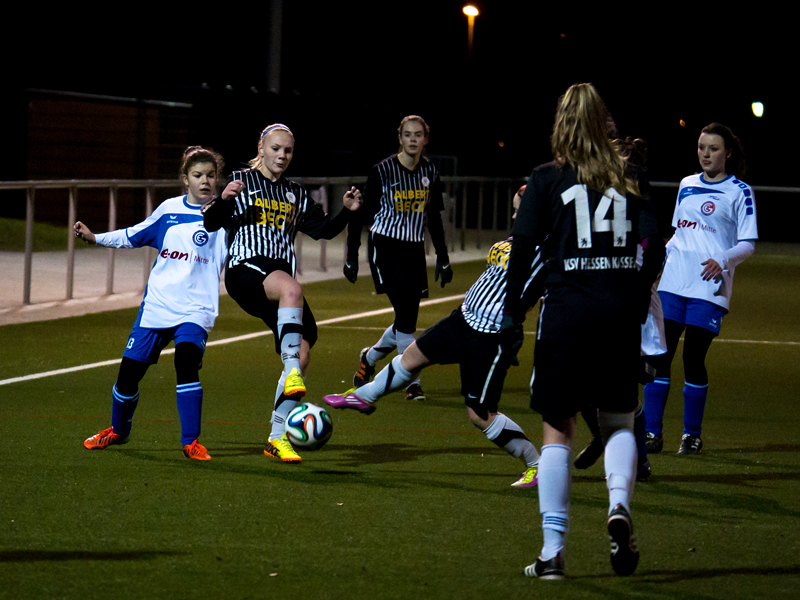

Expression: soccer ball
xmin=285 ymin=403 xmax=333 ymax=450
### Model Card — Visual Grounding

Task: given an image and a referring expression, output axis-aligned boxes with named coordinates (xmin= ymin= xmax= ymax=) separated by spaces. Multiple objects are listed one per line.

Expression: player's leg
xmin=466 ymin=327 xmax=540 ymax=486
xmin=599 ymin=409 xmax=640 ymax=576
xmin=643 ymin=317 xmax=684 ymax=451
xmin=262 ymin=269 xmax=306 ymax=397
xmin=173 ymin=324 xmax=211 ymax=460
xmin=388 ymin=288 xmax=425 ymax=400
xmin=525 ymin=418 xmax=573 ymax=579
xmin=678 ymin=323 xmax=717 ymax=455
xmin=326 ymin=342 xmax=428 ymax=414
xmin=85 ymin=320 xmax=162 ymax=450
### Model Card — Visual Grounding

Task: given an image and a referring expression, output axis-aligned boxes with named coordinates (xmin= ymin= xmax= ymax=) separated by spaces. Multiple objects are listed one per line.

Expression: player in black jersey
xmin=204 ymin=124 xmax=362 ymax=464
xmin=326 ymin=188 xmax=543 ymax=487
xmin=343 ymin=115 xmax=453 ymax=402
xmin=502 ymin=84 xmax=664 ymax=580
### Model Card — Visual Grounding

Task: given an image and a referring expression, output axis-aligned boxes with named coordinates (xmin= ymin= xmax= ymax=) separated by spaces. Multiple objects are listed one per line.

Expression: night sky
xmin=5 ymin=3 xmax=792 ymax=185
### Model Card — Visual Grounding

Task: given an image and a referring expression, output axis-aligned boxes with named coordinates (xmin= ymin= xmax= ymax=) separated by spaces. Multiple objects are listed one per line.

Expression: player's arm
xmin=427 ymin=177 xmax=452 ymax=287
xmin=203 ymin=179 xmax=243 ymax=232
xmin=75 ymin=208 xmax=162 ymax=249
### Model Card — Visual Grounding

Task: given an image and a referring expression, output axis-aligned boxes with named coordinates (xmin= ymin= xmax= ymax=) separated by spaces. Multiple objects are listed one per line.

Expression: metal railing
xmin=0 ymin=176 xmax=525 ymax=307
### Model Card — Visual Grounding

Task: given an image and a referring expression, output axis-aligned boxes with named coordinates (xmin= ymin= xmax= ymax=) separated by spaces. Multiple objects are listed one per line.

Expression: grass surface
xmin=1 ymin=252 xmax=799 ymax=599
xmin=0 ymin=217 xmax=70 ymax=252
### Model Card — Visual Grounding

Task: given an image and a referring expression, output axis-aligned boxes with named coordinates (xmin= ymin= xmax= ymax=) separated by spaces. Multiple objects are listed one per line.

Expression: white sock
xmin=604 ymin=429 xmax=637 ymax=511
xmin=357 ymin=355 xmax=415 ymax=403
xmin=269 ymin=372 xmax=297 ymax=441
xmin=367 ymin=325 xmax=397 ymax=364
xmin=539 ymin=444 xmax=571 ymax=560
xmin=483 ymin=413 xmax=540 ymax=467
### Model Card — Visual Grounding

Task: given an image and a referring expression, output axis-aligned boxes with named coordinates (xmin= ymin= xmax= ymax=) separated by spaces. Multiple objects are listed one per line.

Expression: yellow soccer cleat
xmin=264 ymin=434 xmax=302 ymax=463
xmin=283 ymin=368 xmax=307 ymax=398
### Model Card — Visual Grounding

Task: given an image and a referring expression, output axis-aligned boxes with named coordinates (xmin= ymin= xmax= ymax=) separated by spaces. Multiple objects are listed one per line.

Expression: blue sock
xmin=177 ymin=382 xmax=203 ymax=446
xmin=634 ymin=402 xmax=647 ymax=465
xmin=683 ymin=382 xmax=708 ymax=436
xmin=111 ymin=384 xmax=139 ymax=435
xmin=643 ymin=377 xmax=670 ymax=437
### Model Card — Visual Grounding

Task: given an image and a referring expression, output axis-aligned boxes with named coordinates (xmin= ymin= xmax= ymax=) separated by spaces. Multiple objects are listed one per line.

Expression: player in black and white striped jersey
xmin=204 ymin=123 xmax=363 ymax=463
xmin=344 ymin=116 xmax=453 ymax=402
xmin=327 ymin=188 xmax=545 ymax=487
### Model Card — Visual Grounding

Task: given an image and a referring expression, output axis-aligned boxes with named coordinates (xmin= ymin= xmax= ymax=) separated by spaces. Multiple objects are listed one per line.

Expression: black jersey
xmin=204 ymin=169 xmax=350 ymax=276
xmin=506 ymin=162 xmax=659 ymax=338
xmin=347 ymin=155 xmax=448 ymax=262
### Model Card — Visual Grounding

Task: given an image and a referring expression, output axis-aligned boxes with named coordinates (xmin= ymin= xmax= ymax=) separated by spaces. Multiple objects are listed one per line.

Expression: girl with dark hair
xmin=501 ymin=83 xmax=664 ymax=579
xmin=644 ymin=123 xmax=757 ymax=456
xmin=78 ymin=146 xmax=231 ymax=460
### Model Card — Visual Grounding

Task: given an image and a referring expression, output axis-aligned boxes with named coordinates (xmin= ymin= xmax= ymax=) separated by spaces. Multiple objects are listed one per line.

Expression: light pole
xmin=463 ymin=5 xmax=479 ymax=57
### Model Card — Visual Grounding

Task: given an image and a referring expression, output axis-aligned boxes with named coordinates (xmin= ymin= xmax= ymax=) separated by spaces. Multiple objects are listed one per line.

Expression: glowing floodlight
xmin=752 ymin=102 xmax=764 ymax=117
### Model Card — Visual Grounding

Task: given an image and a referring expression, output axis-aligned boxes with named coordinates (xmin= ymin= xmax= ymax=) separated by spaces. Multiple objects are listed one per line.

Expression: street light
xmin=463 ymin=5 xmax=479 ymax=57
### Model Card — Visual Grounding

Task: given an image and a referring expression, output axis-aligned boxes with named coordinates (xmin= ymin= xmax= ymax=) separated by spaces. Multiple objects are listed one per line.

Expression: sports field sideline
xmin=1 ymin=245 xmax=799 ymax=599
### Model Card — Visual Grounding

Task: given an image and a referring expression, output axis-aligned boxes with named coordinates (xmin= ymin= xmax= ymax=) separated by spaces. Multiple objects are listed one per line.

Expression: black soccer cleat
xmin=574 ymin=437 xmax=604 ymax=470
xmin=523 ymin=553 xmax=565 ymax=580
xmin=608 ymin=504 xmax=639 ymax=576
xmin=677 ymin=434 xmax=703 ymax=455
xmin=405 ymin=382 xmax=425 ymax=401
xmin=353 ymin=347 xmax=376 ymax=388
xmin=636 ymin=459 xmax=652 ymax=482
xmin=645 ymin=432 xmax=663 ymax=454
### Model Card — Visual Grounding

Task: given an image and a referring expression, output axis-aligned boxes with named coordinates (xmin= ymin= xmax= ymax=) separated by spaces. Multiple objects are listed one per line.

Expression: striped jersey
xmin=94 ymin=195 xmax=227 ymax=332
xmin=363 ymin=154 xmax=444 ymax=242
xmin=224 ymin=169 xmax=336 ymax=275
xmin=461 ymin=238 xmax=544 ymax=333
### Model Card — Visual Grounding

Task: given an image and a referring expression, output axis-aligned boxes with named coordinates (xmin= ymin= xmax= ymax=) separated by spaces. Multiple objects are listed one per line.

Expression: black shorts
xmin=368 ymin=233 xmax=429 ymax=298
xmin=531 ymin=336 xmax=639 ymax=427
xmin=415 ymin=309 xmax=505 ymax=412
xmin=225 ymin=256 xmax=318 ymax=354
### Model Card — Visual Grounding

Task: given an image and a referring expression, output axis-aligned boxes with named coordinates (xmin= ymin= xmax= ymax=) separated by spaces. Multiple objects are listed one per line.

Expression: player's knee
xmin=597 ymin=410 xmax=634 ymax=444
xmin=174 ymin=342 xmax=203 ymax=384
xmin=467 ymin=406 xmax=492 ymax=429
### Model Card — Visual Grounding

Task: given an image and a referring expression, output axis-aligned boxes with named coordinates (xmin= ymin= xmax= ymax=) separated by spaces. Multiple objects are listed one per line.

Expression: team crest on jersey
xmin=286 ymin=192 xmax=296 ymax=204
xmin=421 ymin=176 xmax=430 ymax=187
xmin=701 ymin=201 xmax=716 ymax=216
xmin=193 ymin=230 xmax=209 ymax=247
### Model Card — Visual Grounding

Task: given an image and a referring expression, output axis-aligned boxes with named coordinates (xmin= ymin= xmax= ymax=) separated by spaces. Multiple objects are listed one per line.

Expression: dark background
xmin=2 ymin=3 xmax=794 ymax=238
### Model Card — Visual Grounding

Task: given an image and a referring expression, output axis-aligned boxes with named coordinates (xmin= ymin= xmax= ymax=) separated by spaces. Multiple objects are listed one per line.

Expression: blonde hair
xmin=551 ymin=84 xmax=639 ymax=198
xmin=249 ymin=123 xmax=294 ymax=171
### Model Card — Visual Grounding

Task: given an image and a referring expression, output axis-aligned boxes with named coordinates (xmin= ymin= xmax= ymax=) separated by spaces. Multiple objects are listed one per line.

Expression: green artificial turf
xmin=0 ymin=217 xmax=70 ymax=252
xmin=1 ymin=250 xmax=799 ymax=599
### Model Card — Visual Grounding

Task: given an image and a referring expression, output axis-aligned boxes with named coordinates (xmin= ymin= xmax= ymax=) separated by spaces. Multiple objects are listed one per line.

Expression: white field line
xmin=0 ymin=294 xmax=465 ymax=387
xmin=2 ymin=294 xmax=798 ymax=387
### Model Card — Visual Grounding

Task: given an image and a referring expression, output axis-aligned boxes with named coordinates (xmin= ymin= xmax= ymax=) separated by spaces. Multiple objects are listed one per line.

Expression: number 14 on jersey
xmin=561 ymin=184 xmax=632 ymax=248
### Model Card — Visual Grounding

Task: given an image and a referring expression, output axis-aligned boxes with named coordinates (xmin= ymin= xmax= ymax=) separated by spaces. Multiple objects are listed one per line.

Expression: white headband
xmin=261 ymin=123 xmax=293 ymax=138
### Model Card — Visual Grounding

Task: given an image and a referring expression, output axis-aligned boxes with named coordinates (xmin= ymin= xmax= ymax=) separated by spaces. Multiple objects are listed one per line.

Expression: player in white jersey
xmin=325 ymin=188 xmax=543 ymax=487
xmin=78 ymin=147 xmax=231 ymax=460
xmin=344 ymin=115 xmax=453 ymax=402
xmin=203 ymin=124 xmax=363 ymax=464
xmin=644 ymin=123 xmax=757 ymax=456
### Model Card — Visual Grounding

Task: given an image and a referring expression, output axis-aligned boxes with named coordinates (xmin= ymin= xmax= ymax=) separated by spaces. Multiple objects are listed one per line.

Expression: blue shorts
xmin=123 ymin=312 xmax=208 ymax=365
xmin=659 ymin=291 xmax=724 ymax=336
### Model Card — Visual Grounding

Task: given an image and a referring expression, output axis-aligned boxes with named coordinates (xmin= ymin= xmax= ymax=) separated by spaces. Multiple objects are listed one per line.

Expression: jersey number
xmin=561 ymin=185 xmax=632 ymax=248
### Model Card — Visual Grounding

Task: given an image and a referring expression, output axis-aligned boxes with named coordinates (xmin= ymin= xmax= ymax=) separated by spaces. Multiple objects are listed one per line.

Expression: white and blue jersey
xmin=94 ymin=195 xmax=228 ymax=332
xmin=658 ymin=174 xmax=758 ymax=311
